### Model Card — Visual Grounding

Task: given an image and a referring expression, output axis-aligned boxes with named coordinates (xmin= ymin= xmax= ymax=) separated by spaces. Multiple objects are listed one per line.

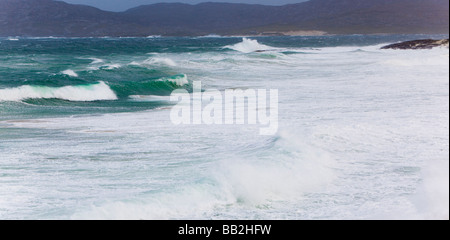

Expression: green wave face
xmin=110 ymin=74 xmax=190 ymax=98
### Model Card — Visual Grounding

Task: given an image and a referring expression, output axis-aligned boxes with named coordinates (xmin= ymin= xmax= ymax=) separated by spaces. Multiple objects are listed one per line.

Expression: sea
xmin=0 ymin=35 xmax=448 ymax=220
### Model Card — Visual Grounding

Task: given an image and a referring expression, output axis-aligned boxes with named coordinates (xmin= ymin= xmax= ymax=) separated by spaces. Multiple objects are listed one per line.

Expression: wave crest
xmin=61 ymin=69 xmax=79 ymax=77
xmin=130 ymin=57 xmax=177 ymax=67
xmin=110 ymin=74 xmax=189 ymax=98
xmin=226 ymin=38 xmax=274 ymax=53
xmin=0 ymin=81 xmax=117 ymax=102
xmin=161 ymin=74 xmax=188 ymax=86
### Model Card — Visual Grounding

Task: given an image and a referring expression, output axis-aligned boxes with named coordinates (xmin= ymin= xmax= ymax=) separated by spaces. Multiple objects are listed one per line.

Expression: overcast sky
xmin=61 ymin=0 xmax=308 ymax=12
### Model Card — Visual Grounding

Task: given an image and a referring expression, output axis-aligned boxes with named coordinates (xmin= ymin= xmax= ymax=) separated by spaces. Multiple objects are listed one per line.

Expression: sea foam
xmin=226 ymin=38 xmax=274 ymax=53
xmin=61 ymin=69 xmax=79 ymax=77
xmin=70 ymin=128 xmax=336 ymax=220
xmin=162 ymin=74 xmax=189 ymax=86
xmin=130 ymin=57 xmax=177 ymax=67
xmin=89 ymin=58 xmax=105 ymax=64
xmin=0 ymin=81 xmax=117 ymax=102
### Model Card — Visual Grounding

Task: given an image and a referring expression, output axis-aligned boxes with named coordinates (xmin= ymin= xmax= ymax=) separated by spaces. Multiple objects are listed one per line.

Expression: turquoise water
xmin=0 ymin=35 xmax=449 ymax=219
xmin=0 ymin=35 xmax=446 ymax=118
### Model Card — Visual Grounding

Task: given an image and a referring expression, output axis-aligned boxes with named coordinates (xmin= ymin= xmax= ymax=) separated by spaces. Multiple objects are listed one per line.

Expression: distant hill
xmin=0 ymin=0 xmax=144 ymax=36
xmin=1 ymin=0 xmax=448 ymax=37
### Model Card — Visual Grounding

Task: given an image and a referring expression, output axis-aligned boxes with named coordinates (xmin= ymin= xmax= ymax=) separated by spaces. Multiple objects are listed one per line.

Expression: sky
xmin=61 ymin=0 xmax=309 ymax=12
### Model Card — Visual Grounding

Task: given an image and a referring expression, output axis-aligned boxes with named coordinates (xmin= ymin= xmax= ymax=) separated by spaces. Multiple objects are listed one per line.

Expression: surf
xmin=130 ymin=57 xmax=177 ymax=67
xmin=225 ymin=38 xmax=275 ymax=53
xmin=0 ymin=81 xmax=117 ymax=102
xmin=61 ymin=69 xmax=79 ymax=77
xmin=109 ymin=74 xmax=190 ymax=98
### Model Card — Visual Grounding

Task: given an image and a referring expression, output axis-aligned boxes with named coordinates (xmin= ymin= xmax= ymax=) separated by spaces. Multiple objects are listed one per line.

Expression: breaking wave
xmin=61 ymin=69 xmax=79 ymax=77
xmin=130 ymin=57 xmax=177 ymax=67
xmin=226 ymin=38 xmax=274 ymax=53
xmin=0 ymin=74 xmax=189 ymax=102
xmin=110 ymin=74 xmax=189 ymax=98
xmin=0 ymin=81 xmax=117 ymax=102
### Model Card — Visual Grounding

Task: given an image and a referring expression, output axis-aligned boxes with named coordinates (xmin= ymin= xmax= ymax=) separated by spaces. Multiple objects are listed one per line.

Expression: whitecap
xmin=225 ymin=38 xmax=274 ymax=53
xmin=88 ymin=58 xmax=105 ymax=64
xmin=61 ymin=69 xmax=79 ymax=77
xmin=130 ymin=57 xmax=177 ymax=67
xmin=162 ymin=74 xmax=189 ymax=86
xmin=0 ymin=81 xmax=117 ymax=102
xmin=102 ymin=64 xmax=122 ymax=70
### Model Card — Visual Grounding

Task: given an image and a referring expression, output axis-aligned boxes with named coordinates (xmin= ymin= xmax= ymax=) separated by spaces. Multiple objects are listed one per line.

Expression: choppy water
xmin=0 ymin=35 xmax=448 ymax=219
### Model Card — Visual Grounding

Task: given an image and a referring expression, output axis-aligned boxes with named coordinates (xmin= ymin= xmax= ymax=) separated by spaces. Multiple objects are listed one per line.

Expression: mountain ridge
xmin=1 ymin=0 xmax=448 ymax=37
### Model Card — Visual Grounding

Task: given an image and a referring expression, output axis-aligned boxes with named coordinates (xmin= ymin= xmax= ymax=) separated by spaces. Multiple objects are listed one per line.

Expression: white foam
xmin=217 ymin=130 xmax=336 ymax=205
xmin=381 ymin=54 xmax=449 ymax=67
xmin=412 ymin=159 xmax=450 ymax=220
xmin=164 ymin=74 xmax=188 ymax=86
xmin=71 ymin=184 xmax=232 ymax=220
xmin=0 ymin=81 xmax=117 ymax=102
xmin=61 ymin=69 xmax=78 ymax=77
xmin=103 ymin=64 xmax=122 ymax=70
xmin=70 ymin=128 xmax=336 ymax=220
xmin=226 ymin=38 xmax=274 ymax=53
xmin=88 ymin=58 xmax=104 ymax=64
xmin=86 ymin=63 xmax=121 ymax=71
xmin=130 ymin=57 xmax=177 ymax=67
xmin=86 ymin=57 xmax=122 ymax=70
xmin=148 ymin=57 xmax=177 ymax=67
xmin=197 ymin=34 xmax=223 ymax=38
xmin=128 ymin=95 xmax=171 ymax=102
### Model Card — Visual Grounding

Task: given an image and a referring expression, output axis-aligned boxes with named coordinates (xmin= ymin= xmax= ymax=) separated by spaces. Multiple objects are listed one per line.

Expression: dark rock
xmin=381 ymin=39 xmax=449 ymax=50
